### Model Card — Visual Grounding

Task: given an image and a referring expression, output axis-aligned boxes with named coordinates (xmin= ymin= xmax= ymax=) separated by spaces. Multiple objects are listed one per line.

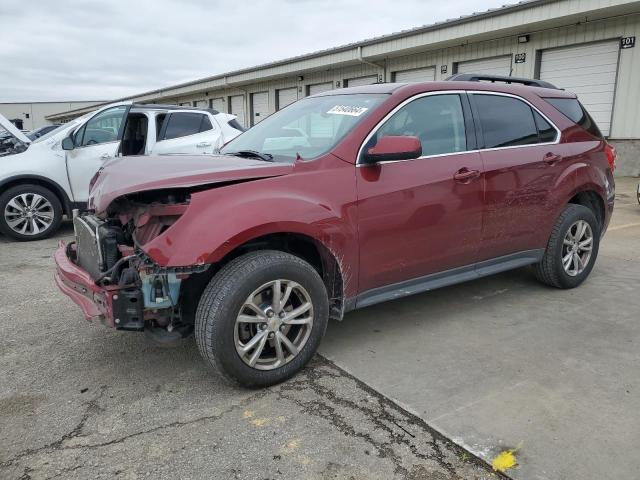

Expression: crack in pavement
xmin=0 ymin=386 xmax=269 ymax=469
xmin=278 ymin=356 xmax=510 ymax=479
xmin=2 ymin=355 xmax=506 ymax=479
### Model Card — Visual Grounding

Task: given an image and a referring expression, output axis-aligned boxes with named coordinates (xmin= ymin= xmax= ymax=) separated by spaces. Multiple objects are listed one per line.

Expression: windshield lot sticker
xmin=327 ymin=105 xmax=368 ymax=116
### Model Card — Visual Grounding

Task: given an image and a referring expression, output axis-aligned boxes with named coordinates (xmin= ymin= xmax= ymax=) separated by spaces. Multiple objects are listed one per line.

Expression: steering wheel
xmin=86 ymin=139 xmax=98 ymax=145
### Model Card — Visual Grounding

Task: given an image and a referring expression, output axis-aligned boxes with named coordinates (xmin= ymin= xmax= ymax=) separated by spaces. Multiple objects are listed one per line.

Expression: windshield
xmin=221 ymin=93 xmax=387 ymax=162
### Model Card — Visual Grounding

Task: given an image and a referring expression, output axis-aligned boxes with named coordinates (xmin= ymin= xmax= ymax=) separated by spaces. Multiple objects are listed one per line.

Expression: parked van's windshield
xmin=221 ymin=93 xmax=387 ymax=162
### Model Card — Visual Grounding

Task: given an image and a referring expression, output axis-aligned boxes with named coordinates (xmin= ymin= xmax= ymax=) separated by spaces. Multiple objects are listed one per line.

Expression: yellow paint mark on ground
xmin=491 ymin=448 xmax=518 ymax=472
xmin=282 ymin=439 xmax=301 ymax=453
xmin=250 ymin=418 xmax=270 ymax=427
xmin=242 ymin=410 xmax=254 ymax=419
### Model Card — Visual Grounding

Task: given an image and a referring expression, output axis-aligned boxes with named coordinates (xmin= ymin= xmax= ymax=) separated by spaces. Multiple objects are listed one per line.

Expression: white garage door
xmin=251 ymin=92 xmax=269 ymax=126
xmin=308 ymin=82 xmax=333 ymax=96
xmin=277 ymin=88 xmax=298 ymax=110
xmin=229 ymin=95 xmax=246 ymax=127
xmin=540 ymin=41 xmax=619 ymax=136
xmin=210 ymin=97 xmax=225 ymax=112
xmin=393 ymin=67 xmax=436 ymax=83
xmin=346 ymin=75 xmax=378 ymax=87
xmin=456 ymin=55 xmax=512 ymax=76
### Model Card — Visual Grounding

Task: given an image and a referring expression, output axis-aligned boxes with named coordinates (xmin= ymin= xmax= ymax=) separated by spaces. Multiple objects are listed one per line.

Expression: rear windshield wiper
xmin=226 ymin=150 xmax=274 ymax=162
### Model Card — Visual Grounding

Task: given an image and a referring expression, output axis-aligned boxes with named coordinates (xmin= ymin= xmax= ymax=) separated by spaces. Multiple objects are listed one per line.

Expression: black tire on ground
xmin=195 ymin=250 xmax=329 ymax=388
xmin=0 ymin=184 xmax=63 ymax=241
xmin=533 ymin=203 xmax=600 ymax=289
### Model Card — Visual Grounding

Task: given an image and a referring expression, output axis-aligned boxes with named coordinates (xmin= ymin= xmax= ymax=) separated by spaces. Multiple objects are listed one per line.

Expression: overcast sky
xmin=0 ymin=0 xmax=511 ymax=102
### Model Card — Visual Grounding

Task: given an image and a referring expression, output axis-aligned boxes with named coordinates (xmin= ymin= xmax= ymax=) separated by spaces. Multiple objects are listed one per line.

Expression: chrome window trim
xmin=356 ymin=90 xmax=561 ymax=167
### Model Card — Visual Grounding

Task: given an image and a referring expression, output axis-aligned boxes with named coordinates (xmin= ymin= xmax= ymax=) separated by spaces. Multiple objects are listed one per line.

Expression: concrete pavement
xmin=321 ymin=176 xmax=640 ymax=479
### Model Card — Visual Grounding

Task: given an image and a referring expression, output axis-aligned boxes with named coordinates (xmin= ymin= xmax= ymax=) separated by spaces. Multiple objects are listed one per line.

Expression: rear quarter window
xmin=544 ymin=98 xmax=603 ymax=138
xmin=162 ymin=113 xmax=209 ymax=140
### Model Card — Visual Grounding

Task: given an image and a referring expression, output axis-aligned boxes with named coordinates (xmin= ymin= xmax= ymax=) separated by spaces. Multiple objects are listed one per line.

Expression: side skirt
xmin=350 ymin=249 xmax=545 ymax=311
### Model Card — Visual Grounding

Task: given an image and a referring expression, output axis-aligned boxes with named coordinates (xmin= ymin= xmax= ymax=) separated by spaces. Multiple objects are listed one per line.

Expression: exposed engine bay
xmin=68 ymin=190 xmax=207 ymax=335
xmin=0 ymin=135 xmax=28 ymax=156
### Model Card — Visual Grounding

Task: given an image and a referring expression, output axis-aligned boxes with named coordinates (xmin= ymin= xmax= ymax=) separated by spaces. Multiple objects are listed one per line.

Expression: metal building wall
xmin=43 ymin=2 xmax=640 ymax=173
xmin=0 ymin=101 xmax=102 ymax=130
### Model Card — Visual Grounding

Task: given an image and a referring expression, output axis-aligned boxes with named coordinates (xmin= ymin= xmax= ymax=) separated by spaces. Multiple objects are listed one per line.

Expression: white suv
xmin=0 ymin=102 xmax=244 ymax=241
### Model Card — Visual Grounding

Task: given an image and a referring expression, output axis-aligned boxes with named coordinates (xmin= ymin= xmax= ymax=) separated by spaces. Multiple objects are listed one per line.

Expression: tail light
xmin=604 ymin=142 xmax=616 ymax=171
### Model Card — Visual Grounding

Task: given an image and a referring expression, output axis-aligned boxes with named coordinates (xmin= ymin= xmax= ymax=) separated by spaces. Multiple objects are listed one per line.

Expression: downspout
xmin=357 ymin=46 xmax=385 ymax=83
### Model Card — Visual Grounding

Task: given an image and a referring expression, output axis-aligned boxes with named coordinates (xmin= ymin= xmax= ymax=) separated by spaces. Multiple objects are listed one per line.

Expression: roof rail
xmin=130 ymin=103 xmax=220 ymax=114
xmin=446 ymin=73 xmax=558 ymax=90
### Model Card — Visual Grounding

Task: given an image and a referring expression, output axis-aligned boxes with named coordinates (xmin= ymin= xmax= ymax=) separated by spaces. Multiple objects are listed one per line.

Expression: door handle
xmin=100 ymin=153 xmax=112 ymax=160
xmin=196 ymin=142 xmax=212 ymax=148
xmin=543 ymin=152 xmax=562 ymax=165
xmin=453 ymin=168 xmax=481 ymax=183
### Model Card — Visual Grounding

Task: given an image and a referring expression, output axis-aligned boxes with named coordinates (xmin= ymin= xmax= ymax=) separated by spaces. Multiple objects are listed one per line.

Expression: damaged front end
xmin=55 ymin=189 xmax=207 ymax=336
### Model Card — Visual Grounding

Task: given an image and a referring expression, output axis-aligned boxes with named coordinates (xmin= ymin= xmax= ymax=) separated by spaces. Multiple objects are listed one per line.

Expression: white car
xmin=0 ymin=102 xmax=244 ymax=241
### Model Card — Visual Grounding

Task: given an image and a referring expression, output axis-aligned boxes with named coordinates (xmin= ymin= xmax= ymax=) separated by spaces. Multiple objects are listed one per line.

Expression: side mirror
xmin=362 ymin=135 xmax=422 ymax=164
xmin=61 ymin=136 xmax=75 ymax=151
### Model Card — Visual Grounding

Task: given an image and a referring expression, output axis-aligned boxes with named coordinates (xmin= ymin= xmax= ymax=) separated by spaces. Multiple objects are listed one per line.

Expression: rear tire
xmin=0 ymin=184 xmax=63 ymax=241
xmin=195 ymin=250 xmax=329 ymax=388
xmin=533 ymin=204 xmax=600 ymax=289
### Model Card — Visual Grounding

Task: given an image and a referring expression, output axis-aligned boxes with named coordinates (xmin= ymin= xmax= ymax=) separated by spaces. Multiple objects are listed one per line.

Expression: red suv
xmin=55 ymin=75 xmax=616 ymax=387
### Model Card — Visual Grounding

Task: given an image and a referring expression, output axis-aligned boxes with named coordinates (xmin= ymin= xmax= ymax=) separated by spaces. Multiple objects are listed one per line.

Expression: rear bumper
xmin=54 ymin=241 xmax=117 ymax=327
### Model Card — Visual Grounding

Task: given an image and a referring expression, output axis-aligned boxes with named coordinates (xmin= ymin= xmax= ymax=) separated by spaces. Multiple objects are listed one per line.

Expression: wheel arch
xmin=180 ymin=231 xmax=347 ymax=323
xmin=567 ymin=189 xmax=605 ymax=228
xmin=0 ymin=175 xmax=73 ymax=215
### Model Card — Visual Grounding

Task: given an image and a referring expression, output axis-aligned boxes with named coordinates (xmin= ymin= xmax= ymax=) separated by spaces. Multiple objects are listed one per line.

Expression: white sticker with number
xmin=326 ymin=105 xmax=368 ymax=116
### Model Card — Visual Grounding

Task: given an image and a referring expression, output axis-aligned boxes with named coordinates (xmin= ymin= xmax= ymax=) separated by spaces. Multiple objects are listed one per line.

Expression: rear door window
xmin=162 ymin=113 xmax=211 ymax=140
xmin=533 ymin=111 xmax=557 ymax=143
xmin=473 ymin=94 xmax=538 ymax=148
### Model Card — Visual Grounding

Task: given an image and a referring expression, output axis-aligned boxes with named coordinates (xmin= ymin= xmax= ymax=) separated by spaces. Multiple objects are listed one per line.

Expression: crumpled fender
xmin=141 ymin=156 xmax=359 ymax=296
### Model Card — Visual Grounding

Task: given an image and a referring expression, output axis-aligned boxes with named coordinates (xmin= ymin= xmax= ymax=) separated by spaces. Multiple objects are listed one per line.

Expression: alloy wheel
xmin=234 ymin=279 xmax=314 ymax=370
xmin=3 ymin=193 xmax=54 ymax=236
xmin=562 ymin=220 xmax=593 ymax=276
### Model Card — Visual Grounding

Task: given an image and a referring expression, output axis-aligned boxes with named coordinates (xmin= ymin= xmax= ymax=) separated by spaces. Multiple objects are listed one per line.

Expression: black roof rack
xmin=446 ymin=73 xmax=559 ymax=90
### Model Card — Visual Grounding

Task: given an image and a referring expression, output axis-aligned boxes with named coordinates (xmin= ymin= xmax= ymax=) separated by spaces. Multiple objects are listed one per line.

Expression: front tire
xmin=534 ymin=204 xmax=600 ymax=289
xmin=195 ymin=250 xmax=329 ymax=387
xmin=0 ymin=184 xmax=63 ymax=241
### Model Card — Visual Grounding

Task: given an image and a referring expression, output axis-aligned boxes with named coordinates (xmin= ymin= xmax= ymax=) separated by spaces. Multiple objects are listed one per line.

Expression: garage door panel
xmin=539 ymin=42 xmax=619 ymax=62
xmin=457 ymin=55 xmax=512 ymax=76
xmin=542 ymin=72 xmax=617 ymax=86
xmin=210 ymin=98 xmax=225 ymax=112
xmin=393 ymin=67 xmax=436 ymax=83
xmin=540 ymin=63 xmax=617 ymax=78
xmin=308 ymin=82 xmax=333 ymax=96
xmin=568 ymin=91 xmax=617 ymax=104
xmin=251 ymin=92 xmax=269 ymax=126
xmin=229 ymin=95 xmax=246 ymax=128
xmin=346 ymin=75 xmax=378 ymax=87
xmin=540 ymin=54 xmax=618 ymax=69
xmin=540 ymin=40 xmax=619 ymax=136
xmin=277 ymin=88 xmax=298 ymax=110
